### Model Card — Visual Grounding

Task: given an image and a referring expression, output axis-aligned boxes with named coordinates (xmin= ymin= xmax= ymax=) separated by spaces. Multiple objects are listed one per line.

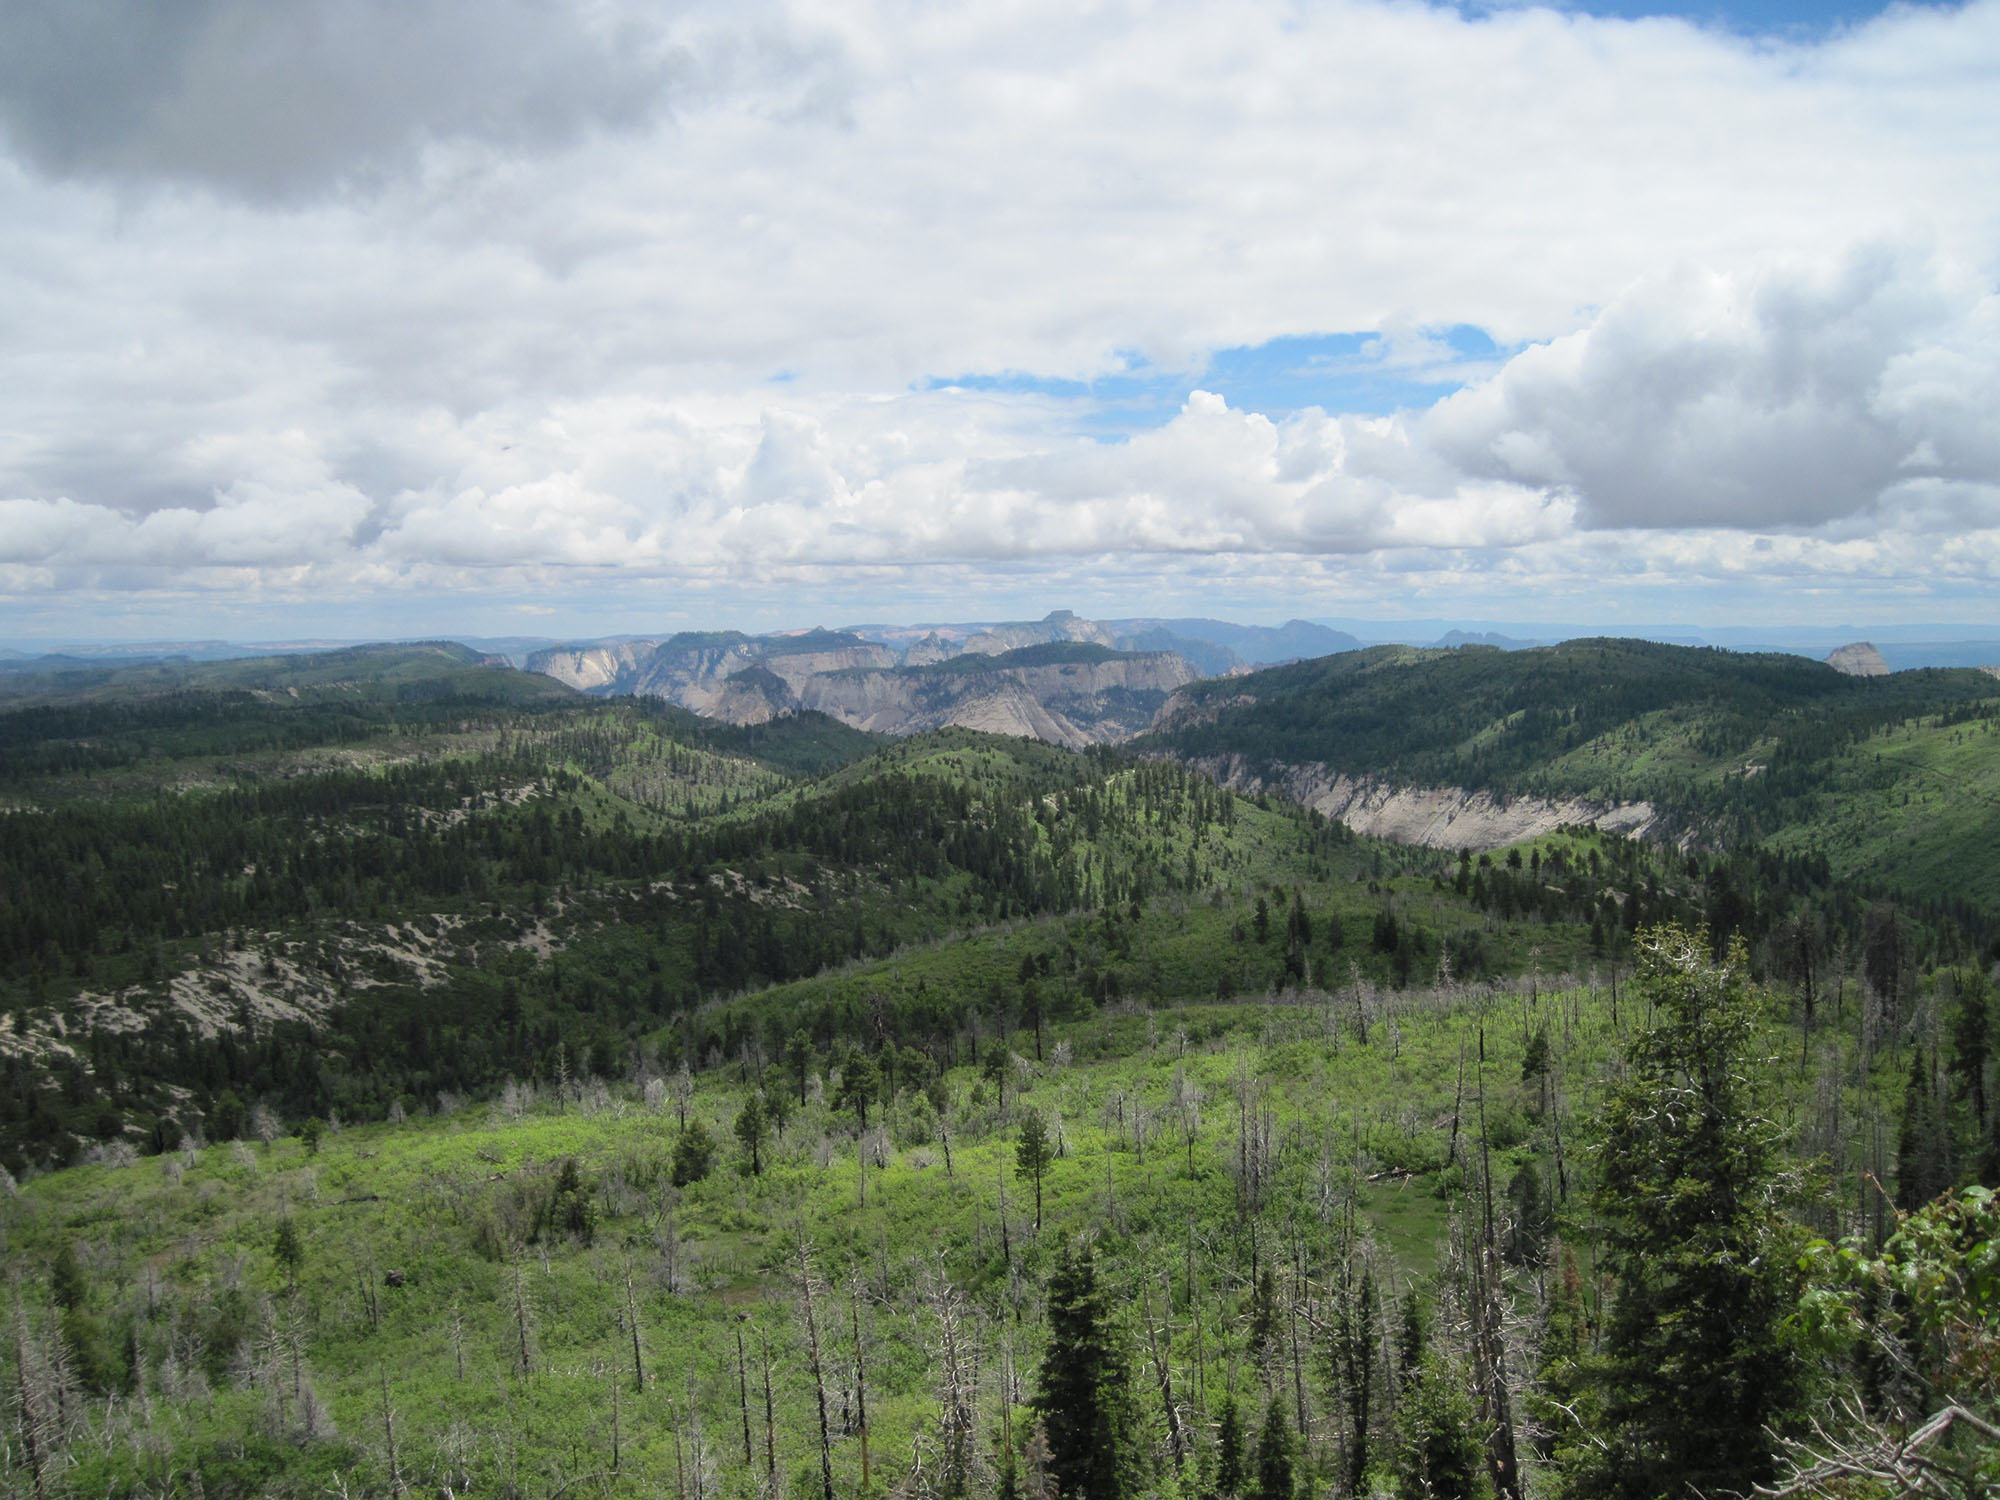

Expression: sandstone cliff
xmin=1191 ymin=755 xmax=1658 ymax=852
xmin=524 ymin=638 xmax=663 ymax=692
xmin=1824 ymin=642 xmax=1891 ymax=677
xmin=795 ymin=647 xmax=1200 ymax=746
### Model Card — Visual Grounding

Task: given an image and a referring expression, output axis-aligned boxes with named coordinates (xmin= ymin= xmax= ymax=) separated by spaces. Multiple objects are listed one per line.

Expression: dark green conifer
xmin=1574 ymin=927 xmax=1806 ymax=1499
xmin=1394 ymin=1351 xmax=1493 ymax=1500
xmin=1017 ymin=1114 xmax=1054 ymax=1233
xmin=1252 ymin=1397 xmax=1294 ymax=1500
xmin=1394 ymin=1288 xmax=1426 ymax=1393
xmin=1213 ymin=1393 xmax=1246 ymax=1499
xmin=1032 ymin=1244 xmax=1142 ymax=1500
xmin=1895 ymin=1050 xmax=1953 ymax=1210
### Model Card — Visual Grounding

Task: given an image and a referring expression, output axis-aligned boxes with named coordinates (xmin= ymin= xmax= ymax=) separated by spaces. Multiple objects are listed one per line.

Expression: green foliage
xmin=671 ymin=1121 xmax=716 ymax=1187
xmin=1572 ymin=926 xmax=1808 ymax=1499
xmin=1145 ymin=637 xmax=2000 ymax=910
xmin=1788 ymin=1187 xmax=2000 ymax=1494
xmin=735 ymin=1093 xmax=769 ymax=1175
xmin=1212 ymin=1393 xmax=1246 ymax=1500
xmin=273 ymin=1216 xmax=304 ymax=1277
xmin=1395 ymin=1350 xmax=1494 ymax=1500
xmin=49 ymin=1239 xmax=86 ymax=1311
xmin=1015 ymin=1113 xmax=1054 ymax=1231
xmin=1252 ymin=1398 xmax=1294 ymax=1500
xmin=1033 ymin=1243 xmax=1145 ymax=1500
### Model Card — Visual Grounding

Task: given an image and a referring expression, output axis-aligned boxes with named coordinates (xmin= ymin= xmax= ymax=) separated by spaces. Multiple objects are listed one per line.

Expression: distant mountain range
xmin=519 ymin=611 xmax=1362 ymax=745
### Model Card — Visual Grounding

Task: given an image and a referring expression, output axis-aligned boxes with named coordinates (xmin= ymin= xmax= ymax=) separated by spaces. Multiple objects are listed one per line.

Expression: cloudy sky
xmin=1 ymin=0 xmax=1997 ymax=642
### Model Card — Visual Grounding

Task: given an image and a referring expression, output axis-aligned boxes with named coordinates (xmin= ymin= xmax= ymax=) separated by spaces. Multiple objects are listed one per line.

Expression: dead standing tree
xmin=792 ymin=1234 xmax=838 ymax=1500
xmin=915 ymin=1256 xmax=988 ymax=1499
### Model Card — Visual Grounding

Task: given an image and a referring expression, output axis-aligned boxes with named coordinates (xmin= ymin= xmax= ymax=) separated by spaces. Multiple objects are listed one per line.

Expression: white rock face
xmin=1193 ymin=756 xmax=1658 ymax=852
xmin=523 ymin=619 xmax=1199 ymax=746
xmin=524 ymin=639 xmax=662 ymax=691
xmin=960 ymin=609 xmax=1121 ymax=656
xmin=1824 ymin=642 xmax=1891 ymax=677
xmin=797 ymin=653 xmax=1200 ymax=745
xmin=901 ymin=632 xmax=955 ymax=666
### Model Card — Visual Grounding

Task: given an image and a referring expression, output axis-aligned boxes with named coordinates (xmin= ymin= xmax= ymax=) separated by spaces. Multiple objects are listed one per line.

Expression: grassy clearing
xmin=5 ymin=966 xmax=1907 ymax=1500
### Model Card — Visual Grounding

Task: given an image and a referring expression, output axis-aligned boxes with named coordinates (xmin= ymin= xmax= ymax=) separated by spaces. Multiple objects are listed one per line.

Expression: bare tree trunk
xmin=380 ymin=1367 xmax=405 ymax=1497
xmin=1143 ymin=1281 xmax=1188 ymax=1474
xmin=511 ymin=1254 xmax=535 ymax=1376
xmin=12 ymin=1311 xmax=51 ymax=1500
xmin=610 ymin=1359 xmax=623 ymax=1473
xmin=761 ymin=1331 xmax=779 ymax=1494
xmin=850 ymin=1270 xmax=872 ymax=1493
xmin=1475 ymin=1038 xmax=1524 ymax=1500
xmin=626 ymin=1261 xmax=646 ymax=1394
xmin=737 ymin=1321 xmax=755 ymax=1467
xmin=796 ymin=1238 xmax=837 ymax=1500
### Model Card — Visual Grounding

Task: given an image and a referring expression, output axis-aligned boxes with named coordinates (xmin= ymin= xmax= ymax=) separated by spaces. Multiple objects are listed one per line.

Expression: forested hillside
xmin=1 ymin=642 xmax=1995 ymax=1500
xmin=1142 ymin=637 xmax=2000 ymax=908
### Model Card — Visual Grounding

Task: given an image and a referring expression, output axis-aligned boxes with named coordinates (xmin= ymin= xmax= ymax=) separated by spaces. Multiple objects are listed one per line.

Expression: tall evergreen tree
xmin=1017 ymin=1114 xmax=1054 ymax=1233
xmin=1253 ymin=1398 xmax=1294 ymax=1500
xmin=1032 ymin=1244 xmax=1143 ymax=1500
xmin=1394 ymin=1287 xmax=1426 ymax=1394
xmin=1213 ymin=1393 xmax=1247 ymax=1500
xmin=1947 ymin=967 xmax=1992 ymax=1131
xmin=734 ymin=1093 xmax=768 ymax=1176
xmin=1895 ymin=1049 xmax=1953 ymax=1210
xmin=1394 ymin=1351 xmax=1493 ymax=1500
xmin=1335 ymin=1262 xmax=1379 ymax=1493
xmin=1574 ymin=927 xmax=1806 ymax=1499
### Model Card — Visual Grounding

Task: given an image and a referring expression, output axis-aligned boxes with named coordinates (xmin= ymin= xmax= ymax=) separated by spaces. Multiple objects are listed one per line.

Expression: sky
xmin=1 ymin=0 xmax=1998 ymax=644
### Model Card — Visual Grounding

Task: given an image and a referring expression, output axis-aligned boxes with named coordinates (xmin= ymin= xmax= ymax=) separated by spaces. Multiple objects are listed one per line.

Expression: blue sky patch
xmin=927 ymin=325 xmax=1510 ymax=436
xmin=1471 ymin=0 xmax=1957 ymax=38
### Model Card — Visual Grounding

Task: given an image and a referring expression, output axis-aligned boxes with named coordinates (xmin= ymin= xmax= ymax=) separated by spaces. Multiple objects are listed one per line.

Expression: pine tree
xmin=1394 ymin=1351 xmax=1493 ymax=1500
xmin=1246 ymin=1265 xmax=1278 ymax=1360
xmin=670 ymin=1122 xmax=716 ymax=1187
xmin=734 ymin=1093 xmax=768 ymax=1176
xmin=1895 ymin=1049 xmax=1953 ymax=1210
xmin=1336 ymin=1262 xmax=1379 ymax=1493
xmin=1947 ymin=967 xmax=1992 ymax=1130
xmin=1252 ymin=1398 xmax=1294 ymax=1500
xmin=1017 ymin=1114 xmax=1054 ymax=1233
xmin=273 ymin=1217 xmax=304 ymax=1287
xmin=786 ymin=1029 xmax=815 ymax=1106
xmin=49 ymin=1242 xmax=87 ymax=1313
xmin=1213 ymin=1393 xmax=1247 ymax=1499
xmin=1394 ymin=1288 xmax=1426 ymax=1393
xmin=1574 ymin=926 xmax=1806 ymax=1499
xmin=1524 ymin=1242 xmax=1590 ymax=1462
xmin=1032 ymin=1244 xmax=1142 ymax=1500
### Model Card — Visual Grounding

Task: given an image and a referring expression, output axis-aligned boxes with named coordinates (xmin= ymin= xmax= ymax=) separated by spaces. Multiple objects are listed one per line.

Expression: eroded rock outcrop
xmin=525 ymin=638 xmax=663 ymax=691
xmin=793 ymin=647 xmax=1201 ymax=745
xmin=1825 ymin=642 xmax=1891 ymax=677
xmin=1192 ymin=755 xmax=1657 ymax=852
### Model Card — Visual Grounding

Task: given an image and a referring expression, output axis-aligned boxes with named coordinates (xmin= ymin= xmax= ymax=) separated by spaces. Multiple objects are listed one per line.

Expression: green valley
xmin=1 ymin=640 xmax=1995 ymax=1500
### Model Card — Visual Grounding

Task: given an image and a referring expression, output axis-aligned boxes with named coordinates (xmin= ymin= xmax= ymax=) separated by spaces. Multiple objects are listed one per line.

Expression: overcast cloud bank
xmin=1 ymin=0 xmax=1997 ymax=634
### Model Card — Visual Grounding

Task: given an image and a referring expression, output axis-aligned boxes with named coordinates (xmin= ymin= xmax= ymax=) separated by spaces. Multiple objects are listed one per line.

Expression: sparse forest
xmin=1 ymin=644 xmax=1996 ymax=1498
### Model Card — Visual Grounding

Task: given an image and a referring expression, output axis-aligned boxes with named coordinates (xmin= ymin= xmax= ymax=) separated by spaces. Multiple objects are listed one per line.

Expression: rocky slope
xmin=522 ymin=620 xmax=1202 ymax=746
xmin=1190 ymin=755 xmax=1658 ymax=850
xmin=1824 ymin=641 xmax=1891 ymax=677
xmin=782 ymin=645 xmax=1201 ymax=746
xmin=959 ymin=608 xmax=1122 ymax=656
xmin=524 ymin=638 xmax=664 ymax=691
